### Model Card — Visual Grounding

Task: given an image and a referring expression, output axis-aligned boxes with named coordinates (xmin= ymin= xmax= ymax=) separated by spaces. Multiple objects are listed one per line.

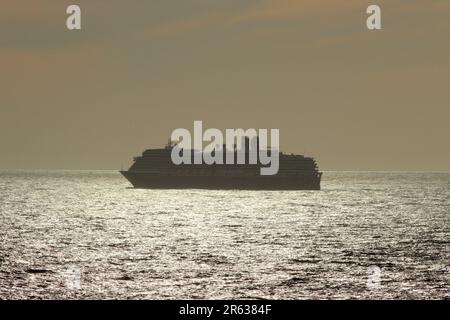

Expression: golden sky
xmin=0 ymin=0 xmax=449 ymax=170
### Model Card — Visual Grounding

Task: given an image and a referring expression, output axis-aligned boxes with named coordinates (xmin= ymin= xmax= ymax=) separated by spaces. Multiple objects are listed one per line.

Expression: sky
xmin=0 ymin=0 xmax=449 ymax=170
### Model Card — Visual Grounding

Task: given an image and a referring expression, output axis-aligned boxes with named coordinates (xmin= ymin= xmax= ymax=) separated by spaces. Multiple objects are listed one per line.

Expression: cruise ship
xmin=120 ymin=139 xmax=322 ymax=190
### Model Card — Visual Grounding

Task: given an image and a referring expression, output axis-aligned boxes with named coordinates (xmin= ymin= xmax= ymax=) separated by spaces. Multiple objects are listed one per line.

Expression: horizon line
xmin=0 ymin=168 xmax=449 ymax=174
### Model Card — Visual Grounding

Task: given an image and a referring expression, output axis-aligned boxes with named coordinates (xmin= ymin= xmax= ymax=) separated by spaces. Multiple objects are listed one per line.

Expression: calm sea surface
xmin=0 ymin=171 xmax=448 ymax=299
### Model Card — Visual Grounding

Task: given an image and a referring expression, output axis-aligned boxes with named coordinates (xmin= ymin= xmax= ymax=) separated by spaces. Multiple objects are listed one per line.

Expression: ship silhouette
xmin=121 ymin=138 xmax=322 ymax=190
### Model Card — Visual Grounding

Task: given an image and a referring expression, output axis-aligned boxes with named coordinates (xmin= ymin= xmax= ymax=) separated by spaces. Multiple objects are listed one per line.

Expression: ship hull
xmin=120 ymin=171 xmax=321 ymax=190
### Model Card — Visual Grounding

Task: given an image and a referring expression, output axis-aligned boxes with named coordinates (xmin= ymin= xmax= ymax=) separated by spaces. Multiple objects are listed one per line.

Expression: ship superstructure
xmin=120 ymin=139 xmax=322 ymax=190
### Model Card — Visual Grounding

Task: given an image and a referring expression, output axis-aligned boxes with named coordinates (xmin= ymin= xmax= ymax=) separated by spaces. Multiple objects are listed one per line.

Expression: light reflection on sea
xmin=0 ymin=171 xmax=448 ymax=299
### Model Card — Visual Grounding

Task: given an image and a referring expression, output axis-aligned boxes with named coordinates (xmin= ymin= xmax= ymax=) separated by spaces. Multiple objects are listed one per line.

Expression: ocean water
xmin=0 ymin=170 xmax=448 ymax=299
